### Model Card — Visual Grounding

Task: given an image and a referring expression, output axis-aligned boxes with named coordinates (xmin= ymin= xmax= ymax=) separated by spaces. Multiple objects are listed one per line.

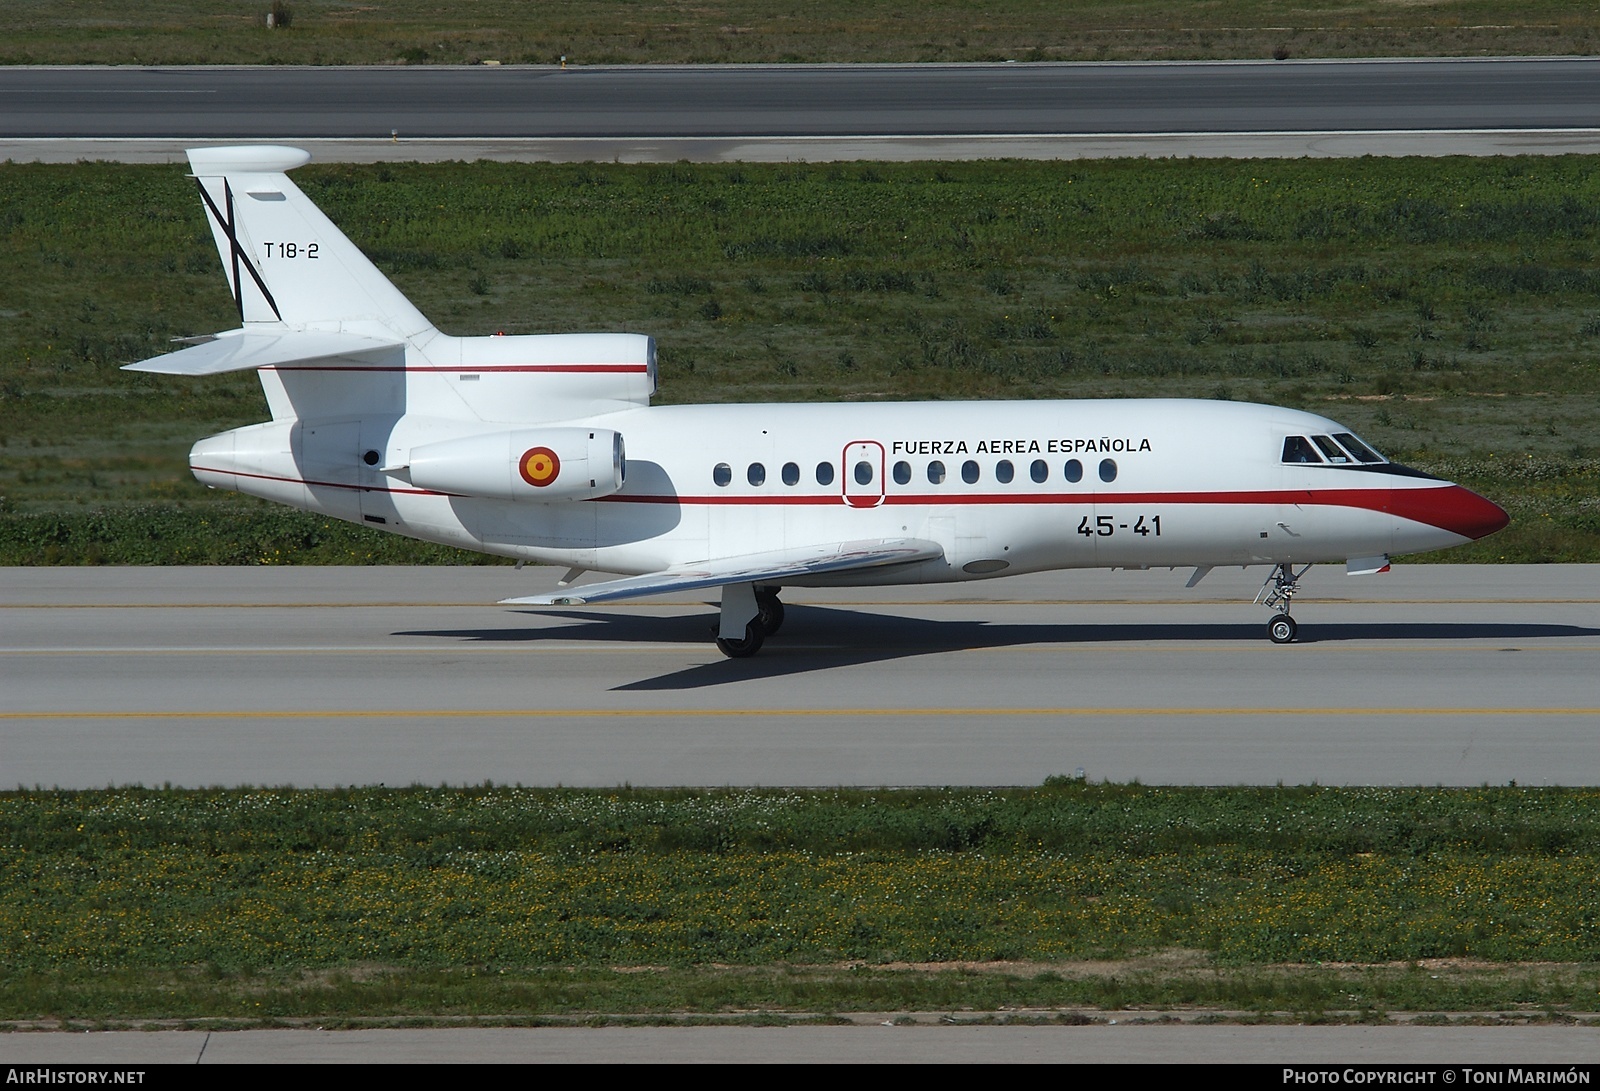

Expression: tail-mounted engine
xmin=407 ymin=428 xmax=625 ymax=502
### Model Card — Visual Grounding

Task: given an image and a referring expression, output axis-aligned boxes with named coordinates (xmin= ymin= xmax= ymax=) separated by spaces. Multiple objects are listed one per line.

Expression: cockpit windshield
xmin=1332 ymin=432 xmax=1384 ymax=463
xmin=1282 ymin=432 xmax=1387 ymax=465
xmin=1282 ymin=436 xmax=1322 ymax=463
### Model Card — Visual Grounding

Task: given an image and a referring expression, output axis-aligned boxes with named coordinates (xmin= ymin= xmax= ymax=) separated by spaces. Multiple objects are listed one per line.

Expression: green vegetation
xmin=5 ymin=782 xmax=1600 ymax=1022
xmin=2 ymin=2 xmax=1600 ymax=65
xmin=2 ymin=156 xmax=1598 ymax=564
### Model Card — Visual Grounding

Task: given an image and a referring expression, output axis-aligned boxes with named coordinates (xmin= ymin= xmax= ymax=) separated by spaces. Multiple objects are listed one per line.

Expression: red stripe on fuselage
xmin=192 ymin=468 xmax=1507 ymax=541
xmin=260 ymin=364 xmax=648 ymax=374
xmin=598 ymin=487 xmax=1397 ymax=510
xmin=599 ymin=484 xmax=1505 ymax=539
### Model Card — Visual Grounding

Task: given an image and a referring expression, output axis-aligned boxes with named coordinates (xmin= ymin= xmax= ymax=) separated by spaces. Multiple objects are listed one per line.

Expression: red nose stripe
xmin=1389 ymin=485 xmax=1509 ymax=540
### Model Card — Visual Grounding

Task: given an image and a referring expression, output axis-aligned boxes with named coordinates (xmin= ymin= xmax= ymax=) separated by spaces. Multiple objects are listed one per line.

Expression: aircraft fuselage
xmin=191 ymin=397 xmax=1502 ymax=584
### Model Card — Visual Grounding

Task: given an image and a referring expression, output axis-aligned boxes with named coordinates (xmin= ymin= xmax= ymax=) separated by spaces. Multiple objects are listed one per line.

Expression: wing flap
xmin=122 ymin=328 xmax=403 ymax=375
xmin=501 ymin=539 xmax=944 ymax=606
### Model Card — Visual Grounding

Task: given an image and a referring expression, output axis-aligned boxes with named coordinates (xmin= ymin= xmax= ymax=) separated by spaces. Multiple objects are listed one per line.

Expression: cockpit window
xmin=1282 ymin=436 xmax=1322 ymax=464
xmin=1311 ymin=435 xmax=1350 ymax=464
xmin=1333 ymin=432 xmax=1384 ymax=464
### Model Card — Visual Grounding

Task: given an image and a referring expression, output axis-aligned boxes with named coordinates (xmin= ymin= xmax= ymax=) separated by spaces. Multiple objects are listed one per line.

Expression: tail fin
xmin=133 ymin=146 xmax=656 ymax=425
xmin=187 ymin=145 xmax=434 ymax=339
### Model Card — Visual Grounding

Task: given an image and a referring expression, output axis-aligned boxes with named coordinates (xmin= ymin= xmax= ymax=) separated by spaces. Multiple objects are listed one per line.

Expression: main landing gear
xmin=715 ymin=624 xmax=764 ymax=658
xmin=755 ymin=588 xmax=785 ymax=635
xmin=1256 ymin=562 xmax=1309 ymax=644
xmin=713 ymin=584 xmax=784 ymax=659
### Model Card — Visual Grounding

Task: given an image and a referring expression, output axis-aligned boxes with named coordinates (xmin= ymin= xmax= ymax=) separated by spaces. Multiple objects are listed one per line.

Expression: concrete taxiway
xmin=5 ymin=1023 xmax=1600 ymax=1064
xmin=2 ymin=564 xmax=1596 ymax=789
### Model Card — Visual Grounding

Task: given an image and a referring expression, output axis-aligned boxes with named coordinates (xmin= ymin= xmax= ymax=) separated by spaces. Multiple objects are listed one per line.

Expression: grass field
xmin=1 ymin=155 xmax=1598 ymax=564
xmin=2 ymin=2 xmax=1600 ymax=65
xmin=5 ymin=782 xmax=1600 ymax=1023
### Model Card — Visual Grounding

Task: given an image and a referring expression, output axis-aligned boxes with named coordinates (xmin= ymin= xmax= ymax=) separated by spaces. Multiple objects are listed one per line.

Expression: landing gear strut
xmin=714 ymin=582 xmax=780 ymax=659
xmin=1256 ymin=563 xmax=1309 ymax=644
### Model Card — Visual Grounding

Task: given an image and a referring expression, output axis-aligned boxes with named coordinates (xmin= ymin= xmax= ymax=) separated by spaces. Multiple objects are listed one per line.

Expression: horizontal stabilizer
xmin=122 ymin=328 xmax=403 ymax=376
xmin=501 ymin=539 xmax=944 ymax=607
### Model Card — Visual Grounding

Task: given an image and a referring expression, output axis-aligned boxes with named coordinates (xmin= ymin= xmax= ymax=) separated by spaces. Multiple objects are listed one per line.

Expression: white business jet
xmin=127 ymin=146 xmax=1508 ymax=656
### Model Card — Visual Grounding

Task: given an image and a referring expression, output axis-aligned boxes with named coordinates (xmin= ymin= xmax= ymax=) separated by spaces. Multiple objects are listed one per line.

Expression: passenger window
xmin=854 ymin=461 xmax=874 ymax=485
xmin=1282 ymin=436 xmax=1322 ymax=464
xmin=892 ymin=461 xmax=911 ymax=485
xmin=962 ymin=460 xmax=980 ymax=484
xmin=816 ymin=461 xmax=835 ymax=486
xmin=1099 ymin=458 xmax=1117 ymax=483
xmin=1030 ymin=459 xmax=1048 ymax=483
xmin=748 ymin=462 xmax=766 ymax=486
xmin=713 ymin=463 xmax=732 ymax=486
xmin=1311 ymin=435 xmax=1350 ymax=464
xmin=995 ymin=459 xmax=1014 ymax=484
xmin=1333 ymin=432 xmax=1383 ymax=464
xmin=1064 ymin=459 xmax=1083 ymax=483
xmin=928 ymin=460 xmax=946 ymax=484
xmin=782 ymin=462 xmax=800 ymax=486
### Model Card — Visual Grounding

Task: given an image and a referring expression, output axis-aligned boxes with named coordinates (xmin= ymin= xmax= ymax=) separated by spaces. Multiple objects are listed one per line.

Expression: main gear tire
xmin=755 ymin=590 xmax=785 ymax=635
xmin=715 ymin=621 xmax=766 ymax=658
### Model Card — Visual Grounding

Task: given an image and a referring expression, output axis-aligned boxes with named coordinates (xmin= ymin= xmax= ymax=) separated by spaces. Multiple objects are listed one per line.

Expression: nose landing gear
xmin=1267 ymin=613 xmax=1298 ymax=644
xmin=1256 ymin=563 xmax=1309 ymax=644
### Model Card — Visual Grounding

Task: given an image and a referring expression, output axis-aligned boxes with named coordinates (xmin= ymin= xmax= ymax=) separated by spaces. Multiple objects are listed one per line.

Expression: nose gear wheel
xmin=1268 ymin=614 xmax=1298 ymax=644
xmin=1255 ymin=563 xmax=1310 ymax=643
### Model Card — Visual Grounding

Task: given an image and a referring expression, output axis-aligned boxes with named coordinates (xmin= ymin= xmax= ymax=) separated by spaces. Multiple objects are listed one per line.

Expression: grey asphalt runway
xmin=3 ymin=564 xmax=1596 ymax=789
xmin=16 ymin=129 xmax=1600 ymax=164
xmin=8 ymin=59 xmax=1600 ymax=163
xmin=7 ymin=60 xmax=1600 ymax=139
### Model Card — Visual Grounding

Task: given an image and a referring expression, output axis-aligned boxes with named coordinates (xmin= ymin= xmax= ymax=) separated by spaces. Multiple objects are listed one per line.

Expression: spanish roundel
xmin=518 ymin=446 xmax=560 ymax=487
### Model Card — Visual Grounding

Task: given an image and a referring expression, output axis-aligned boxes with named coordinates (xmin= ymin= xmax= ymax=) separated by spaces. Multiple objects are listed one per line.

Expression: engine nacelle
xmin=407 ymin=428 xmax=625 ymax=502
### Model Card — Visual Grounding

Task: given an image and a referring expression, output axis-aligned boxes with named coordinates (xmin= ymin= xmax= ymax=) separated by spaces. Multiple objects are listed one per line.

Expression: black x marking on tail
xmin=195 ymin=178 xmax=283 ymax=322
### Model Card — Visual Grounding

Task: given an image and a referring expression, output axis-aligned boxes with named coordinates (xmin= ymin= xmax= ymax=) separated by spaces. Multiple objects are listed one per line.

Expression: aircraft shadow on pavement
xmin=396 ymin=606 xmax=1600 ymax=691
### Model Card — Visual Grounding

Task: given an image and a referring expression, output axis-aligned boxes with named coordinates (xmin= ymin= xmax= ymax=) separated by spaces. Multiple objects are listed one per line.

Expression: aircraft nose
xmin=1390 ymin=483 xmax=1509 ymax=541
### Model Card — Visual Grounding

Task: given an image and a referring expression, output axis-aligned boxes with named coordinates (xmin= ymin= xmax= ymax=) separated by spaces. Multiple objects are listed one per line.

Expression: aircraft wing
xmin=500 ymin=539 xmax=944 ymax=606
xmin=122 ymin=328 xmax=403 ymax=375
